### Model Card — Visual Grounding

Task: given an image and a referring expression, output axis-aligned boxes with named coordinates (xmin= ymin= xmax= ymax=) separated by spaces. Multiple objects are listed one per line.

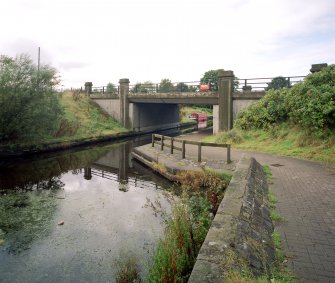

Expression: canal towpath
xmin=134 ymin=129 xmax=335 ymax=282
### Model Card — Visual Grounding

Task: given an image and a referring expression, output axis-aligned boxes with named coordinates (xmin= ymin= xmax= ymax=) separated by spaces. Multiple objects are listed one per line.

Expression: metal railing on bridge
xmin=236 ymin=76 xmax=305 ymax=91
xmin=91 ymin=86 xmax=120 ymax=95
xmin=129 ymin=81 xmax=203 ymax=94
xmin=82 ymin=74 xmax=307 ymax=96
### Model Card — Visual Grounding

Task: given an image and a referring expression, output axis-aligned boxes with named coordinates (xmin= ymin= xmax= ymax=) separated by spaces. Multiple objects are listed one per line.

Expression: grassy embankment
xmin=56 ymin=92 xmax=126 ymax=140
xmin=200 ymin=65 xmax=335 ymax=165
xmin=1 ymin=92 xmax=127 ymax=150
xmin=180 ymin=106 xmax=335 ymax=164
xmin=203 ymin=124 xmax=335 ymax=164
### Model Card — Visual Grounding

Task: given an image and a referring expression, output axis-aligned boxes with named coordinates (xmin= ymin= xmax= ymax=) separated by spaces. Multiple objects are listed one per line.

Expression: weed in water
xmin=114 ymin=253 xmax=141 ymax=283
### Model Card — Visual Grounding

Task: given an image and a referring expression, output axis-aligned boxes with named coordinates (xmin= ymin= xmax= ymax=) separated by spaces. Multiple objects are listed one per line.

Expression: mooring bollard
xmin=198 ymin=144 xmax=202 ymax=162
xmin=182 ymin=140 xmax=186 ymax=159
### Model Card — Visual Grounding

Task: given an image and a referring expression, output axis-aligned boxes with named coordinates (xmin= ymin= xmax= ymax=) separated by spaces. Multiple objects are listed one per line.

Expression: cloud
xmin=58 ymin=61 xmax=87 ymax=71
xmin=1 ymin=0 xmax=334 ymax=87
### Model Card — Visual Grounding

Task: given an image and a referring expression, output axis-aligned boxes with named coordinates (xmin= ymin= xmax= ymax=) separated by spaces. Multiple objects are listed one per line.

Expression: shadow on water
xmin=0 ymin=136 xmax=175 ymax=282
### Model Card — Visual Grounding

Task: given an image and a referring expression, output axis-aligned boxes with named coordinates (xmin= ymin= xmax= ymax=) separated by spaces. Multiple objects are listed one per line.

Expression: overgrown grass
xmin=56 ymin=92 xmax=127 ymax=140
xmin=0 ymin=92 xmax=127 ymax=150
xmin=203 ymin=123 xmax=335 ymax=164
xmin=147 ymin=170 xmax=231 ymax=282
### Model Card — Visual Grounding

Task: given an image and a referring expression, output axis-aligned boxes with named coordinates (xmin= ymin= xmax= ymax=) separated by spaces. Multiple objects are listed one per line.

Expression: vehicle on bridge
xmin=196 ymin=80 xmax=215 ymax=92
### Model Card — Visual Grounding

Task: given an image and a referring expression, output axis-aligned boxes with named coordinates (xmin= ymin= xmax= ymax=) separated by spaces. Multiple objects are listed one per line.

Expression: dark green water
xmin=0 ymin=140 xmax=174 ymax=282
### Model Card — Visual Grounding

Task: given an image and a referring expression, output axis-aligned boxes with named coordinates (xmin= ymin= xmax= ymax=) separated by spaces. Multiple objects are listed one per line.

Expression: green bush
xmin=286 ymin=65 xmax=335 ymax=130
xmin=235 ymin=88 xmax=289 ymax=130
xmin=0 ymin=54 xmax=63 ymax=143
xmin=235 ymin=65 xmax=335 ymax=131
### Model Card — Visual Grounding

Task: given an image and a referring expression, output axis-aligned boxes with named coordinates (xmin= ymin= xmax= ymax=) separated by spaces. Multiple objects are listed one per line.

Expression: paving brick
xmin=241 ymin=152 xmax=335 ymax=282
xmin=174 ymin=131 xmax=335 ymax=282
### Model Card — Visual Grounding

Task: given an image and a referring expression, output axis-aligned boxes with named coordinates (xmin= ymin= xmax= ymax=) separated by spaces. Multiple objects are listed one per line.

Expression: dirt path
xmin=181 ymin=130 xmax=335 ymax=282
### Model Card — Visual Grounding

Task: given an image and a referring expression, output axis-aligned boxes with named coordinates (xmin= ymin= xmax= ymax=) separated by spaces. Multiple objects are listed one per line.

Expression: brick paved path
xmin=180 ymin=130 xmax=335 ymax=282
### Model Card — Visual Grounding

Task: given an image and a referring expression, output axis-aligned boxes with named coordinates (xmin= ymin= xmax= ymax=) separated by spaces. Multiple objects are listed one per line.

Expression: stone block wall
xmin=188 ymin=155 xmax=275 ymax=282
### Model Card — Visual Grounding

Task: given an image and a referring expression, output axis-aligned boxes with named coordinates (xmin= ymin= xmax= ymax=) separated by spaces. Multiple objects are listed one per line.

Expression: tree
xmin=0 ymin=54 xmax=63 ymax=143
xmin=159 ymin=78 xmax=175 ymax=93
xmin=106 ymin=82 xmax=117 ymax=93
xmin=176 ymin=82 xmax=189 ymax=92
xmin=200 ymin=69 xmax=239 ymax=91
xmin=266 ymin=76 xmax=290 ymax=90
xmin=200 ymin=69 xmax=223 ymax=91
xmin=131 ymin=81 xmax=155 ymax=93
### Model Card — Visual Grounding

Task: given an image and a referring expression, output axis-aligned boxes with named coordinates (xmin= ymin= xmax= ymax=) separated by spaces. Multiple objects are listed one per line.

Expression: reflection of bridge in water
xmin=84 ymin=167 xmax=162 ymax=192
xmin=82 ymin=141 xmax=171 ymax=192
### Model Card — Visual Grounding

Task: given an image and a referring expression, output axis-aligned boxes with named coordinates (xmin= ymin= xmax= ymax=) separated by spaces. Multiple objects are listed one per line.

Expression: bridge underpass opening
xmin=130 ymin=102 xmax=180 ymax=132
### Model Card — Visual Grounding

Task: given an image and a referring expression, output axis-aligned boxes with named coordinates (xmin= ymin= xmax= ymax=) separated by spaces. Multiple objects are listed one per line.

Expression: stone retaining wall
xmin=188 ymin=155 xmax=275 ymax=282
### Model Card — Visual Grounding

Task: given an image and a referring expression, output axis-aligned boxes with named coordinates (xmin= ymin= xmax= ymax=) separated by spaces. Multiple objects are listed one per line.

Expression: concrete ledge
xmin=188 ymin=155 xmax=275 ymax=282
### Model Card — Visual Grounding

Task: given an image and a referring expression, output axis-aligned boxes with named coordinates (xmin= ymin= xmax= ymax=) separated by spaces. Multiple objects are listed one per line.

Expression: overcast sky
xmin=1 ymin=0 xmax=334 ymax=88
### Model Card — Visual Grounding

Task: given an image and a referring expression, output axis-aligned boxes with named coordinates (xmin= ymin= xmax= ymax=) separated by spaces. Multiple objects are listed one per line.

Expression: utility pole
xmin=37 ymin=47 xmax=40 ymax=91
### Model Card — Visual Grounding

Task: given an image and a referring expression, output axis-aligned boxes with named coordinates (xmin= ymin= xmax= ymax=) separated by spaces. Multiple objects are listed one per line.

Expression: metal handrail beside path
xmin=152 ymin=134 xmax=231 ymax=163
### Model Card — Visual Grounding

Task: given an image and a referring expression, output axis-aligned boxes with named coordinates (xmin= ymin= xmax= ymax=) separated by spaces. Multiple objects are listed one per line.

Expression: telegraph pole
xmin=37 ymin=47 xmax=40 ymax=91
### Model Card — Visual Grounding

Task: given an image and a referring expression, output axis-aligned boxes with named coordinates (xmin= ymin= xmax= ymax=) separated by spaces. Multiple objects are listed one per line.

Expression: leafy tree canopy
xmin=200 ymin=69 xmax=239 ymax=91
xmin=159 ymin=78 xmax=175 ymax=93
xmin=176 ymin=82 xmax=189 ymax=92
xmin=0 ymin=54 xmax=63 ymax=143
xmin=106 ymin=82 xmax=117 ymax=93
xmin=200 ymin=69 xmax=224 ymax=91
xmin=131 ymin=81 xmax=155 ymax=93
xmin=266 ymin=76 xmax=290 ymax=90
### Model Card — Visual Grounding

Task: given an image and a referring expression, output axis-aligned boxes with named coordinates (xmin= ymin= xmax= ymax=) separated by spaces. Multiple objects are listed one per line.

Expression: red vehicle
xmin=197 ymin=80 xmax=214 ymax=92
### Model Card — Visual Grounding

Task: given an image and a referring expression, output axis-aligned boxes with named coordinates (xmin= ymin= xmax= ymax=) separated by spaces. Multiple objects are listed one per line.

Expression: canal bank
xmin=132 ymin=129 xmax=277 ymax=281
xmin=0 ymin=121 xmax=196 ymax=159
xmin=134 ymin=129 xmax=335 ymax=282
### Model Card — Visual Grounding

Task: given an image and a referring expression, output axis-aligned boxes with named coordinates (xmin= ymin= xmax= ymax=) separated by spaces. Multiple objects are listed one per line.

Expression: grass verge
xmin=203 ymin=123 xmax=335 ymax=165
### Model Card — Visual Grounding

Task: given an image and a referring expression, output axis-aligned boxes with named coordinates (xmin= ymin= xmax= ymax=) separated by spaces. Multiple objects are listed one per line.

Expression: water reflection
xmin=0 ymin=140 xmax=174 ymax=282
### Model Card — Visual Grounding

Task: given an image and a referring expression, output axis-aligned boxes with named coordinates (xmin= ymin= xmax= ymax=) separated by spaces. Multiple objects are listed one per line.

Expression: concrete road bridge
xmin=83 ymin=71 xmax=302 ymax=133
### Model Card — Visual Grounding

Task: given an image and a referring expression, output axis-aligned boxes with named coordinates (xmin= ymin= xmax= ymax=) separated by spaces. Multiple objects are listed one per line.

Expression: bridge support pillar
xmin=84 ymin=82 xmax=93 ymax=95
xmin=216 ymin=70 xmax=234 ymax=133
xmin=119 ymin=78 xmax=131 ymax=129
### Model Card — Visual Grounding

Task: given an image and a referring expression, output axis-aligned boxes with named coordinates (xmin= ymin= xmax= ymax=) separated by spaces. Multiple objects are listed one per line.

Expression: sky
xmin=1 ymin=0 xmax=335 ymax=88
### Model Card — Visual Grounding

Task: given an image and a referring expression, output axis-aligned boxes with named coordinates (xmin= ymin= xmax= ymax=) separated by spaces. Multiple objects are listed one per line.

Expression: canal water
xmin=0 ymin=138 xmax=175 ymax=282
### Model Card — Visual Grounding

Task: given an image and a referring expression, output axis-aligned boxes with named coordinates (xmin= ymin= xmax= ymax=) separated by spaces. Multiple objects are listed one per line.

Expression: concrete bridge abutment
xmin=213 ymin=70 xmax=234 ymax=134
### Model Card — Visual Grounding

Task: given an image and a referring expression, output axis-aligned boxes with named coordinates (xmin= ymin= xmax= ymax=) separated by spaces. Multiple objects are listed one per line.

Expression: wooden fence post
xmin=170 ymin=138 xmax=174 ymax=154
xmin=227 ymin=144 xmax=231 ymax=163
xmin=161 ymin=136 xmax=164 ymax=151
xmin=182 ymin=140 xmax=186 ymax=159
xmin=198 ymin=144 xmax=202 ymax=162
xmin=152 ymin=134 xmax=155 ymax=147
